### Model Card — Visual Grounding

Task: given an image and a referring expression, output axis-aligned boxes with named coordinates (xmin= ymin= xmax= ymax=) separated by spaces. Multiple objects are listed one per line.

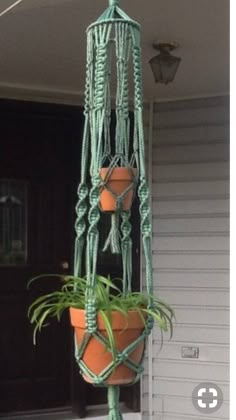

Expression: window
xmin=0 ymin=180 xmax=27 ymax=265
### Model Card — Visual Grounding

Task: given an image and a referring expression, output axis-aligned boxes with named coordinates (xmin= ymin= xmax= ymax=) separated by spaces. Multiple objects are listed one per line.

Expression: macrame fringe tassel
xmin=103 ymin=213 xmax=121 ymax=254
xmin=108 ymin=386 xmax=123 ymax=420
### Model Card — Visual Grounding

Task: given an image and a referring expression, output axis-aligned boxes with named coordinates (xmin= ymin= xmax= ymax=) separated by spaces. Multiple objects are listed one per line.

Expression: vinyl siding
xmin=141 ymin=96 xmax=229 ymax=420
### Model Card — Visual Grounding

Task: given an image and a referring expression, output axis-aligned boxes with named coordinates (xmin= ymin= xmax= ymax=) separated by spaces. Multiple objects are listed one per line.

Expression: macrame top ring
xmin=109 ymin=0 xmax=119 ymax=6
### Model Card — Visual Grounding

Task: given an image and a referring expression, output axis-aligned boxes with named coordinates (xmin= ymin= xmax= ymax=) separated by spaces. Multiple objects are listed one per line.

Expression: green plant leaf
xmin=99 ymin=310 xmax=117 ymax=359
xmin=27 ymin=274 xmax=63 ymax=289
xmin=27 ymin=272 xmax=175 ymax=356
xmin=96 ymin=275 xmax=121 ymax=292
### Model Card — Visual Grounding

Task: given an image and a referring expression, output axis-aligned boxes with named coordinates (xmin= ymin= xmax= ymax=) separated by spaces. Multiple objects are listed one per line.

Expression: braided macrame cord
xmin=73 ymin=1 xmax=153 ymax=418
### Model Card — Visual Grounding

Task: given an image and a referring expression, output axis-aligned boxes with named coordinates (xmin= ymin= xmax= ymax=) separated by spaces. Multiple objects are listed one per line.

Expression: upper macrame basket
xmin=73 ymin=0 xmax=153 ymax=418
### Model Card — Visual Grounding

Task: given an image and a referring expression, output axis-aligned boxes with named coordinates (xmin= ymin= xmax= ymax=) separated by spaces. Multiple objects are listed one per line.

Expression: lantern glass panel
xmin=150 ymin=53 xmax=181 ymax=83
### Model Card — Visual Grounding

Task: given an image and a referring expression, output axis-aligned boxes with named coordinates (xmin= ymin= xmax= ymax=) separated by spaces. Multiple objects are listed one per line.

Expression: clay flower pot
xmin=99 ymin=167 xmax=137 ymax=212
xmin=69 ymin=307 xmax=145 ymax=385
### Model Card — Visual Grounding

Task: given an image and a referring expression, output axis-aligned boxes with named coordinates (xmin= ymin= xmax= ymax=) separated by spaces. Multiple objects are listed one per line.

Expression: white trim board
xmin=0 ymin=82 xmax=229 ymax=107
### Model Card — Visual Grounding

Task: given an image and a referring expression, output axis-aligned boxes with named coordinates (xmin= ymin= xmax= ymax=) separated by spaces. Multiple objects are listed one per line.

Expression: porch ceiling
xmin=0 ymin=0 xmax=229 ymax=102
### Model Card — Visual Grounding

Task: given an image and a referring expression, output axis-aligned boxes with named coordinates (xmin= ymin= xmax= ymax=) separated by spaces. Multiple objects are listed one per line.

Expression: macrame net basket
xmin=73 ymin=1 xmax=153 ymax=418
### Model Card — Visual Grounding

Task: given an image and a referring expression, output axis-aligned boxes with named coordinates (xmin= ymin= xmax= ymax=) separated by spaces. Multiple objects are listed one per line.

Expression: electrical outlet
xmin=181 ymin=346 xmax=199 ymax=359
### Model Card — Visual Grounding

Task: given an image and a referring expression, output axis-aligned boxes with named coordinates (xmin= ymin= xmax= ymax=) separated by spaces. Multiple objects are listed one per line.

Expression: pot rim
xmin=69 ymin=307 xmax=146 ymax=330
xmin=100 ymin=167 xmax=137 ymax=181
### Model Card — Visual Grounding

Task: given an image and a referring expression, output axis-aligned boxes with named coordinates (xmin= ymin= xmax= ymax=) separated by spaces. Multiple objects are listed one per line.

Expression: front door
xmin=0 ymin=100 xmax=83 ymax=416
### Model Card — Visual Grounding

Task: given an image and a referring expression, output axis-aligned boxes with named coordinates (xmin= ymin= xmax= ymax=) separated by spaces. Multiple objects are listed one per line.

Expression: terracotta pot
xmin=99 ymin=167 xmax=137 ymax=212
xmin=70 ymin=307 xmax=146 ymax=385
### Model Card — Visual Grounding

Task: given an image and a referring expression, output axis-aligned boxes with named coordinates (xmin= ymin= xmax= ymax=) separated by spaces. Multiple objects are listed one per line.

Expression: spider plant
xmin=28 ymin=274 xmax=175 ymax=358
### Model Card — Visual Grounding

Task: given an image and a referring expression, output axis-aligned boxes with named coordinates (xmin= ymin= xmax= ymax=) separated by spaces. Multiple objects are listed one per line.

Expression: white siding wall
xmin=141 ymin=96 xmax=229 ymax=420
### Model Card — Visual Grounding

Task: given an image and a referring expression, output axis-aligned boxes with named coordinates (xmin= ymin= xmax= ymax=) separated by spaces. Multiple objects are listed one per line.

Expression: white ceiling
xmin=0 ymin=0 xmax=229 ymax=103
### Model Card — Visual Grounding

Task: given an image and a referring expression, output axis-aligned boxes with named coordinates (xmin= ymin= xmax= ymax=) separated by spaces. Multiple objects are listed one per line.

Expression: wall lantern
xmin=149 ymin=41 xmax=181 ymax=84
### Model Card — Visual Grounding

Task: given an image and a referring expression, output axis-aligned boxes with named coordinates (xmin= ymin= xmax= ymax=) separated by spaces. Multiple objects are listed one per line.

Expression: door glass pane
xmin=0 ymin=180 xmax=27 ymax=265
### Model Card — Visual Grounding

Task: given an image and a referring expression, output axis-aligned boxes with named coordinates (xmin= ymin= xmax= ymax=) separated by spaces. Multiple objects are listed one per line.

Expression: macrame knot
xmin=121 ymin=350 xmax=129 ymax=360
xmin=86 ymin=300 xmax=97 ymax=333
xmin=116 ymin=196 xmax=123 ymax=211
xmin=146 ymin=316 xmax=154 ymax=334
xmin=103 ymin=213 xmax=121 ymax=254
xmin=93 ymin=376 xmax=104 ymax=385
xmin=116 ymin=352 xmax=124 ymax=363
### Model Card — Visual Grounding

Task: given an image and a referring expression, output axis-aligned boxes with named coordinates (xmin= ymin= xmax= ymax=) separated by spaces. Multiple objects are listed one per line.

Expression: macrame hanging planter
xmin=73 ymin=0 xmax=153 ymax=418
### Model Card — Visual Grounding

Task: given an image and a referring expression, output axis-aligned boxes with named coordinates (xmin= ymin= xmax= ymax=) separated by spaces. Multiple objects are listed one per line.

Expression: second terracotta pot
xmin=99 ymin=167 xmax=137 ymax=212
xmin=70 ymin=307 xmax=145 ymax=385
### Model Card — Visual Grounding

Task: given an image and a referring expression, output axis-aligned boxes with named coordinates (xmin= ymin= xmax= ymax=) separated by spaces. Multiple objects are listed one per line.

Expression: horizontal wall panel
xmin=143 ymin=376 xmax=229 ymax=399
xmin=168 ymin=306 xmax=229 ymax=327
xmin=152 ymin=253 xmax=229 ymax=270
xmin=149 ymin=271 xmax=229 ymax=288
xmin=151 ymin=342 xmax=229 ymax=364
xmin=153 ymin=161 xmax=229 ymax=182
xmin=154 ymin=287 xmax=229 ymax=307
xmin=153 ymin=236 xmax=229 ymax=252
xmin=154 ymin=96 xmax=228 ymax=112
xmin=153 ymin=180 xmax=229 ymax=198
xmin=142 ymin=394 xmax=229 ymax=418
xmin=154 ymin=124 xmax=229 ymax=146
xmin=153 ymin=198 xmax=229 ymax=216
xmin=152 ymin=360 xmax=229 ymax=383
xmin=153 ymin=105 xmax=229 ymax=129
xmin=152 ymin=144 xmax=229 ymax=164
xmin=153 ymin=324 xmax=229 ymax=345
xmin=153 ymin=216 xmax=229 ymax=234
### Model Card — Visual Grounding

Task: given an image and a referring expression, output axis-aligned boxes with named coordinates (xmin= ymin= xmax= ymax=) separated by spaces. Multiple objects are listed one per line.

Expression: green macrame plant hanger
xmin=73 ymin=1 xmax=153 ymax=418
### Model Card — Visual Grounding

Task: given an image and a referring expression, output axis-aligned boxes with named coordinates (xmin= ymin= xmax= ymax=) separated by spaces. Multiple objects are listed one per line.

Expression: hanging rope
xmin=108 ymin=386 xmax=123 ymax=420
xmin=73 ymin=2 xmax=153 ymax=419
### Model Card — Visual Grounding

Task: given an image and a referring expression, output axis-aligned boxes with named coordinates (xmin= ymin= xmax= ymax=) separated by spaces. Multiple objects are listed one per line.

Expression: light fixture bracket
xmin=152 ymin=41 xmax=179 ymax=54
